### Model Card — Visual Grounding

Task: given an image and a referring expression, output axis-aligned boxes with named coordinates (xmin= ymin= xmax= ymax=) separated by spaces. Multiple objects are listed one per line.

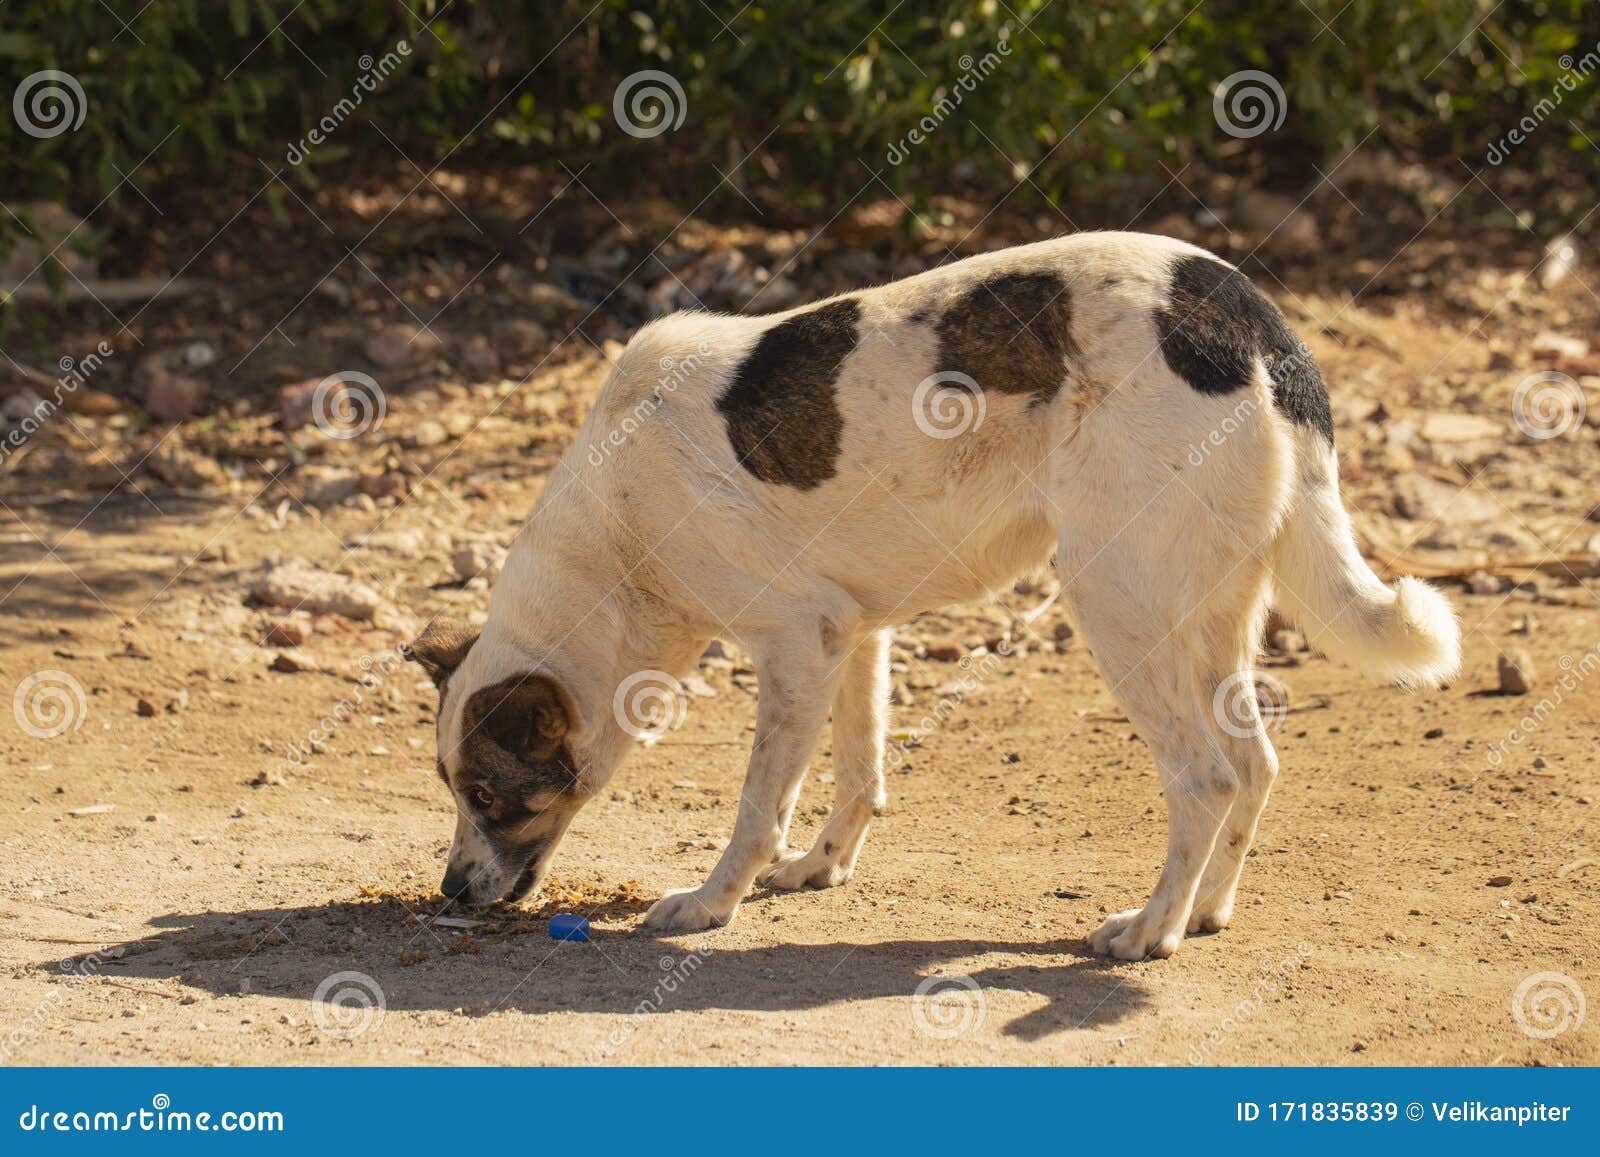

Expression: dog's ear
xmin=402 ymin=618 xmax=479 ymax=687
xmin=473 ymin=673 xmax=571 ymax=763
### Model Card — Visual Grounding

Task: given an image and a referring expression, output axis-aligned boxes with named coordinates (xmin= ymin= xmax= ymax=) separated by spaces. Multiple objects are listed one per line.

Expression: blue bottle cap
xmin=548 ymin=914 xmax=590 ymax=941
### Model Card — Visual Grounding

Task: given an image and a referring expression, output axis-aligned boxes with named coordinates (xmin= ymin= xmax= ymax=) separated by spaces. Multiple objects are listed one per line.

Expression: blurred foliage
xmin=0 ymin=0 xmax=1594 ymax=234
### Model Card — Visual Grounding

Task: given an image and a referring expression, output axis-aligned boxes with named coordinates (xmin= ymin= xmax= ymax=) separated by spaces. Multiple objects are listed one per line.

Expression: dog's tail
xmin=1269 ymin=429 xmax=1460 ymax=688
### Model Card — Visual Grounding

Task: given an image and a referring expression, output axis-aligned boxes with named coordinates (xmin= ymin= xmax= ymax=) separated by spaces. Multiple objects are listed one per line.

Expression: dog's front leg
xmin=643 ymin=628 xmax=840 ymax=933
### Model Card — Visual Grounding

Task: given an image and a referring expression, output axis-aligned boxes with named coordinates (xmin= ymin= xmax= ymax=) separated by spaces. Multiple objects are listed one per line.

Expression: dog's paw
xmin=642 ymin=887 xmax=733 ymax=934
xmin=757 ymin=847 xmax=852 ymax=891
xmin=1087 ymin=907 xmax=1183 ymax=961
xmin=1186 ymin=900 xmax=1233 ymax=935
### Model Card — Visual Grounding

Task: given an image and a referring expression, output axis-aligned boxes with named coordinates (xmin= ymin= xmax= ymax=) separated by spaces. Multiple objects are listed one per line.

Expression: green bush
xmin=0 ymin=1 xmax=1592 ymax=235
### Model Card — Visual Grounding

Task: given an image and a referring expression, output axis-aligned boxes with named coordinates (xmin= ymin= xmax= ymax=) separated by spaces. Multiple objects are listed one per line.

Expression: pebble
xmin=1487 ymin=875 xmax=1514 ymax=887
xmin=144 ymin=370 xmax=208 ymax=421
xmin=925 ymin=642 xmax=963 ymax=663
xmin=270 ymin=650 xmax=319 ymax=674
xmin=1497 ymin=649 xmax=1534 ymax=695
xmin=263 ymin=616 xmax=311 ymax=647
xmin=136 ymin=698 xmax=158 ymax=717
xmin=364 ymin=322 xmax=443 ymax=368
xmin=251 ymin=559 xmax=385 ymax=620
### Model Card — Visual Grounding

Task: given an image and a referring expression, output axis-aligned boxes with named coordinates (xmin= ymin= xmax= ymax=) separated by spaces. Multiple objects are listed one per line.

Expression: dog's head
xmin=404 ymin=617 xmax=589 ymax=906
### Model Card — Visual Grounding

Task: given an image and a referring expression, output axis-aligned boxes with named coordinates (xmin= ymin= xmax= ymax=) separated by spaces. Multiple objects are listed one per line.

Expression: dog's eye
xmin=470 ymin=786 xmax=494 ymax=809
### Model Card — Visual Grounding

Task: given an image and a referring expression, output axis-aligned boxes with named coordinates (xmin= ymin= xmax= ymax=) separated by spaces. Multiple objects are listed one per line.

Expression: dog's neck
xmin=476 ymin=464 xmax=704 ymax=788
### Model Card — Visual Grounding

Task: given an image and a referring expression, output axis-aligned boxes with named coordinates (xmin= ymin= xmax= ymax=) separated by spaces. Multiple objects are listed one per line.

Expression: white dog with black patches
xmin=406 ymin=231 xmax=1459 ymax=960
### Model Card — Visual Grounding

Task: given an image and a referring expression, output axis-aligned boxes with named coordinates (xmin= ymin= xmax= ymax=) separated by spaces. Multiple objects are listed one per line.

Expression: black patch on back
xmin=716 ymin=298 xmax=861 ymax=490
xmin=1157 ymin=255 xmax=1334 ymax=443
xmin=933 ymin=272 xmax=1076 ymax=405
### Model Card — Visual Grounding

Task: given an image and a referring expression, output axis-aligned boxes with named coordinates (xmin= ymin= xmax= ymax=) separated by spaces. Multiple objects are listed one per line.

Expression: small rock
xmin=270 ymin=650 xmax=319 ymax=674
xmin=250 ymin=768 xmax=289 ymax=787
xmin=450 ymin=541 xmax=506 ymax=584
xmin=458 ymin=336 xmax=501 ymax=379
xmin=925 ymin=642 xmax=963 ymax=663
xmin=166 ymin=689 xmax=189 ymax=714
xmin=1465 ymin=570 xmax=1504 ymax=595
xmin=1423 ymin=727 xmax=1444 ymax=739
xmin=262 ymin=616 xmax=311 ymax=647
xmin=136 ymin=698 xmax=158 ymax=717
xmin=180 ymin=340 xmax=218 ymax=369
xmin=1530 ymin=331 xmax=1589 ymax=363
xmin=1420 ymin=412 xmax=1501 ymax=443
xmin=68 ymin=804 xmax=115 ymax=817
xmin=1512 ymin=613 xmax=1537 ymax=636
xmin=408 ymin=419 xmax=450 ymax=448
xmin=365 ymin=323 xmax=443 ymax=369
xmin=144 ymin=370 xmax=208 ymax=421
xmin=1487 ymin=875 xmax=1513 ymax=887
xmin=1497 ymin=649 xmax=1534 ymax=695
xmin=251 ymin=559 xmax=385 ymax=620
xmin=146 ymin=440 xmax=231 ymax=490
xmin=279 ymin=379 xmax=321 ymax=431
xmin=1052 ymin=622 xmax=1074 ymax=642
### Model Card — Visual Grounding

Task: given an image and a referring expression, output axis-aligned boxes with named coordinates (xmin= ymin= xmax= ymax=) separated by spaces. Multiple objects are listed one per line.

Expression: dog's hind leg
xmin=759 ymin=628 xmax=888 ymax=891
xmin=1055 ymin=484 xmax=1272 ymax=959
xmin=1186 ymin=588 xmax=1280 ymax=933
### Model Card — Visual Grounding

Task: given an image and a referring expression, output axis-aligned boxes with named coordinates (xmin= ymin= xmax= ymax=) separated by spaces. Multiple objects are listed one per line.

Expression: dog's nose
xmin=440 ymin=868 xmax=473 ymax=900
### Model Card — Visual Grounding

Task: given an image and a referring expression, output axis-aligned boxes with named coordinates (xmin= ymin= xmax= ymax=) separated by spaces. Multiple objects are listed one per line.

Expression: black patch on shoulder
xmin=934 ymin=272 xmax=1076 ymax=404
xmin=716 ymin=297 xmax=860 ymax=490
xmin=1156 ymin=255 xmax=1334 ymax=443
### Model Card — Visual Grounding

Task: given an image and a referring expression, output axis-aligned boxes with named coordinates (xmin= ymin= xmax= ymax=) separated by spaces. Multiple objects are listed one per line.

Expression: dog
xmin=405 ymin=231 xmax=1460 ymax=960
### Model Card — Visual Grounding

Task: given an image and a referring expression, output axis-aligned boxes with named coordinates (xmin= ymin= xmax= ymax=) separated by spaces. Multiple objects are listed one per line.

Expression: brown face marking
xmin=716 ymin=297 xmax=861 ymax=490
xmin=933 ymin=271 xmax=1077 ymax=405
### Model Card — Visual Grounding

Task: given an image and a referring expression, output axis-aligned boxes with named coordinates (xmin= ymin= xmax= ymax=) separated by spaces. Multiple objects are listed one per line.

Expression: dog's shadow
xmin=56 ymin=895 xmax=1151 ymax=1043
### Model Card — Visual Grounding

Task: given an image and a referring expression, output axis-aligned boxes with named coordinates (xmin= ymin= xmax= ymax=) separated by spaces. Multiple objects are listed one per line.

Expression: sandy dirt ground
xmin=2 ymin=191 xmax=1599 ymax=1065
